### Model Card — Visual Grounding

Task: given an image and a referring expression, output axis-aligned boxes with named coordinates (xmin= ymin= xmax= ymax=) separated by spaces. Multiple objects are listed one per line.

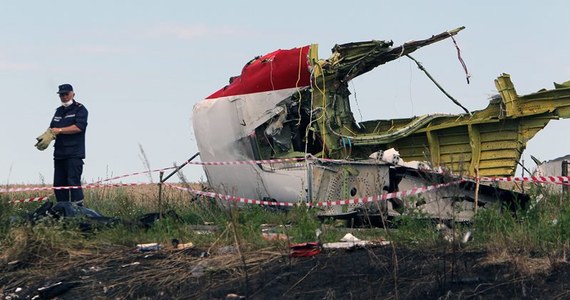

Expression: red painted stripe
xmin=206 ymin=45 xmax=312 ymax=99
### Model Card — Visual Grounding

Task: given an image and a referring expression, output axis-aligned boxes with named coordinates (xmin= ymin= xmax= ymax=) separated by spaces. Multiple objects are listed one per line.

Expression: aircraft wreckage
xmin=192 ymin=26 xmax=570 ymax=222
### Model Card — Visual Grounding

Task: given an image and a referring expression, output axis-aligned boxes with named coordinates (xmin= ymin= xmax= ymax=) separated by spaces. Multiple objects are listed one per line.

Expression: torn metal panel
xmin=321 ymin=73 xmax=570 ymax=177
xmin=311 ymin=160 xmax=390 ymax=217
xmin=533 ymin=154 xmax=570 ymax=194
xmin=192 ymin=27 xmax=566 ymax=220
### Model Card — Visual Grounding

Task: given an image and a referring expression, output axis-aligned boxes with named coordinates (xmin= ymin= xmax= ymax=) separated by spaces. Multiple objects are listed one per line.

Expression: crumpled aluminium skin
xmin=290 ymin=242 xmax=320 ymax=257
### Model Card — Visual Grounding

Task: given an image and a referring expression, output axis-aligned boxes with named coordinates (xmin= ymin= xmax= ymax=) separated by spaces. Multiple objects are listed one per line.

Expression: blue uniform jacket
xmin=50 ymin=100 xmax=88 ymax=160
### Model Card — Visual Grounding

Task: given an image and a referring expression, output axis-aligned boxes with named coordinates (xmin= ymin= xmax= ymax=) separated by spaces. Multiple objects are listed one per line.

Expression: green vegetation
xmin=473 ymin=186 xmax=570 ymax=256
xmin=1 ymin=184 xmax=570 ymax=264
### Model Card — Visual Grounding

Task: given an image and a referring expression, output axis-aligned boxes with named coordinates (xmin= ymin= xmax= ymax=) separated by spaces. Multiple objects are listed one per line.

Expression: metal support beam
xmin=468 ymin=124 xmax=481 ymax=176
xmin=563 ymin=160 xmax=569 ymax=196
xmin=426 ymin=131 xmax=440 ymax=167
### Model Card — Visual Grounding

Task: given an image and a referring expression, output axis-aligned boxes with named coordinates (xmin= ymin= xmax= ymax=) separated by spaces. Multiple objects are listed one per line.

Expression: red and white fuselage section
xmin=192 ymin=45 xmax=314 ymax=202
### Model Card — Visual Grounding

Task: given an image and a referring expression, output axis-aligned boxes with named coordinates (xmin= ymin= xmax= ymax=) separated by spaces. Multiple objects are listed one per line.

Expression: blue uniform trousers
xmin=54 ymin=158 xmax=84 ymax=203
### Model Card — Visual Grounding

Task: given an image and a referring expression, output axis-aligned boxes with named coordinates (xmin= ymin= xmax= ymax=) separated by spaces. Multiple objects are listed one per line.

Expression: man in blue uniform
xmin=35 ymin=83 xmax=88 ymax=206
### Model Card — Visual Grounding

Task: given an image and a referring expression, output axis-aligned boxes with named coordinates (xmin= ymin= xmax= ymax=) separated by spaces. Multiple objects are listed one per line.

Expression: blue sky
xmin=1 ymin=1 xmax=569 ymax=185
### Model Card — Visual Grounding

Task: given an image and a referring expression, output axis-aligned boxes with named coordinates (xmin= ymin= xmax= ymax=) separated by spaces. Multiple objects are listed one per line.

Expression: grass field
xmin=2 ymin=181 xmax=570 ymax=298
xmin=2 ymin=181 xmax=570 ymax=256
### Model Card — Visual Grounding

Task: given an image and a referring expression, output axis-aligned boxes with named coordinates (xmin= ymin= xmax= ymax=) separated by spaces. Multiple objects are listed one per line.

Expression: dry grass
xmin=0 ymin=219 xmax=286 ymax=299
xmin=0 ymin=222 xmax=91 ymax=265
xmin=3 ymin=178 xmax=570 ymax=298
xmin=478 ymin=248 xmax=552 ymax=276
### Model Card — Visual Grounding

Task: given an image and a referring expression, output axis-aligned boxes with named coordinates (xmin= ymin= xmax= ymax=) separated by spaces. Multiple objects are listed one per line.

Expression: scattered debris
xmin=81 ymin=266 xmax=103 ymax=274
xmin=189 ymin=224 xmax=218 ymax=235
xmin=171 ymin=238 xmax=194 ymax=250
xmin=436 ymin=223 xmax=472 ymax=243
xmin=35 ymin=281 xmax=79 ymax=299
xmin=322 ymin=233 xmax=382 ymax=249
xmin=2 ymin=287 xmax=22 ymax=300
xmin=463 ymin=230 xmax=472 ymax=243
xmin=260 ymin=224 xmax=289 ymax=241
xmin=120 ymin=262 xmax=140 ymax=268
xmin=137 ymin=210 xmax=181 ymax=229
xmin=217 ymin=245 xmax=238 ymax=255
xmin=290 ymin=242 xmax=320 ymax=257
xmin=225 ymin=293 xmax=246 ymax=300
xmin=2 ymin=243 xmax=569 ymax=299
xmin=27 ymin=200 xmax=118 ymax=231
xmin=136 ymin=243 xmax=160 ymax=252
xmin=262 ymin=232 xmax=288 ymax=241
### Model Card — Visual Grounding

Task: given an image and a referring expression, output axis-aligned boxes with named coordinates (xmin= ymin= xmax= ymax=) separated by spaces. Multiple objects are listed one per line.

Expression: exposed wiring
xmin=451 ymin=36 xmax=471 ymax=84
xmin=263 ymin=129 xmax=277 ymax=156
xmin=295 ymin=47 xmax=304 ymax=126
xmin=342 ymin=45 xmax=376 ymax=83
xmin=408 ymin=59 xmax=415 ymax=115
xmin=269 ymin=58 xmax=275 ymax=90
xmin=340 ymin=136 xmax=352 ymax=159
xmin=304 ymin=68 xmax=318 ymax=156
xmin=342 ymin=125 xmax=358 ymax=136
xmin=310 ymin=63 xmax=328 ymax=158
xmin=304 ymin=65 xmax=328 ymax=158
xmin=350 ymin=81 xmax=364 ymax=123
xmin=406 ymin=54 xmax=471 ymax=115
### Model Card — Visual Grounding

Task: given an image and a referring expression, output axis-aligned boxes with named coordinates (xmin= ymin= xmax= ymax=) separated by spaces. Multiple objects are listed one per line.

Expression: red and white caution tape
xmin=186 ymin=157 xmax=305 ymax=166
xmin=165 ymin=181 xmax=460 ymax=208
xmin=93 ymin=166 xmax=177 ymax=184
xmin=314 ymin=181 xmax=461 ymax=207
xmin=315 ymin=157 xmax=569 ymax=186
xmin=7 ymin=155 xmax=566 ymax=205
xmin=6 ymin=178 xmax=457 ymax=207
xmin=90 ymin=158 xmax=306 ymax=183
xmin=478 ymin=175 xmax=570 ymax=185
xmin=165 ymin=184 xmax=294 ymax=207
xmin=10 ymin=196 xmax=50 ymax=204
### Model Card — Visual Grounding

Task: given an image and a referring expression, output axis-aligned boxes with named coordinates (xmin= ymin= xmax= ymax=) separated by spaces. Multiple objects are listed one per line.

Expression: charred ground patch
xmin=2 ymin=244 xmax=570 ymax=300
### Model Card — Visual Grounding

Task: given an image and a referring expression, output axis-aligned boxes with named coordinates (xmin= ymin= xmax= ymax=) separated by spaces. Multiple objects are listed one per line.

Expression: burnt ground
xmin=2 ymin=243 xmax=570 ymax=300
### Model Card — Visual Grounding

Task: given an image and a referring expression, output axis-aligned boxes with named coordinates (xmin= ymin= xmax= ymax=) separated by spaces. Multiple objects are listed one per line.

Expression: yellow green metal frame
xmin=316 ymin=74 xmax=570 ymax=177
xmin=259 ymin=27 xmax=570 ymax=178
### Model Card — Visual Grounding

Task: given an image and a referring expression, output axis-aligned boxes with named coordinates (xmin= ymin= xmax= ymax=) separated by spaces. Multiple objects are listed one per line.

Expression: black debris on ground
xmin=2 ymin=245 xmax=570 ymax=299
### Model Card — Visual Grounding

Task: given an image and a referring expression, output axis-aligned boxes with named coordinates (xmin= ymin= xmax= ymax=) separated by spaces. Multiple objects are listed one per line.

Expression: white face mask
xmin=61 ymin=100 xmax=73 ymax=107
